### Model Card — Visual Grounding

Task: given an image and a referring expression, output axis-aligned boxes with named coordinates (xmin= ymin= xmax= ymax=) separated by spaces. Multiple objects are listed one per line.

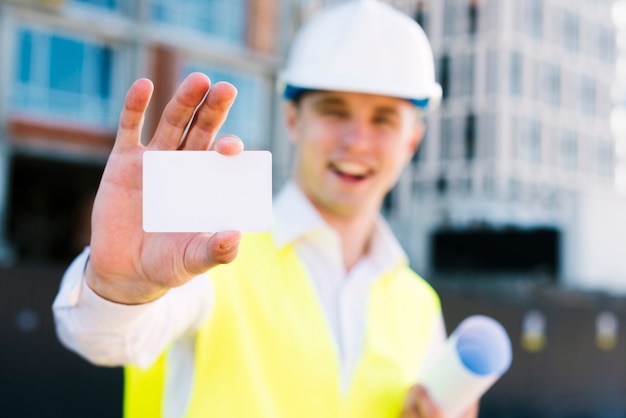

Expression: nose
xmin=341 ymin=119 xmax=371 ymax=150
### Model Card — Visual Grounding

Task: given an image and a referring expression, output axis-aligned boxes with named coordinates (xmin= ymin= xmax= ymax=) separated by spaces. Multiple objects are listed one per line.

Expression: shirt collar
xmin=272 ymin=181 xmax=327 ymax=249
xmin=272 ymin=181 xmax=408 ymax=269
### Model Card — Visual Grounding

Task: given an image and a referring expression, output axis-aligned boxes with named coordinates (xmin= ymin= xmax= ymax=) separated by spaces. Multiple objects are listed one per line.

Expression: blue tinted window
xmin=12 ymin=27 xmax=118 ymax=126
xmin=152 ymin=0 xmax=246 ymax=44
xmin=525 ymin=0 xmax=543 ymax=39
xmin=581 ymin=77 xmax=595 ymax=115
xmin=17 ymin=29 xmax=32 ymax=83
xmin=73 ymin=0 xmax=117 ymax=9
xmin=563 ymin=11 xmax=579 ymax=51
xmin=561 ymin=130 xmax=577 ymax=171
xmin=598 ymin=27 xmax=614 ymax=64
xmin=96 ymin=47 xmax=113 ymax=99
xmin=49 ymin=36 xmax=84 ymax=94
xmin=510 ymin=52 xmax=522 ymax=96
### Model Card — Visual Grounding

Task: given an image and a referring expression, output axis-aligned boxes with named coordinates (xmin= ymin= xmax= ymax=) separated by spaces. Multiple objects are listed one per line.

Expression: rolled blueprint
xmin=421 ymin=315 xmax=512 ymax=418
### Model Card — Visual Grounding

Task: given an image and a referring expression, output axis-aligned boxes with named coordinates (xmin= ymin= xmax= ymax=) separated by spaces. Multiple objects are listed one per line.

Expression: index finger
xmin=148 ymin=72 xmax=211 ymax=150
xmin=180 ymin=81 xmax=238 ymax=150
xmin=113 ymin=78 xmax=154 ymax=152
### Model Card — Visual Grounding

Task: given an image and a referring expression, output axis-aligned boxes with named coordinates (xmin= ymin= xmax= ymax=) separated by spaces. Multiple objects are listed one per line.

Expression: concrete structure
xmin=0 ymin=0 xmax=282 ymax=265
xmin=384 ymin=0 xmax=625 ymax=292
xmin=1 ymin=0 xmax=624 ymax=292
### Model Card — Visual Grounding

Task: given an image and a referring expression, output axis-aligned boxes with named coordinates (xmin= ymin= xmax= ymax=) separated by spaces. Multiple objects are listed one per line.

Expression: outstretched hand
xmin=86 ymin=72 xmax=244 ymax=304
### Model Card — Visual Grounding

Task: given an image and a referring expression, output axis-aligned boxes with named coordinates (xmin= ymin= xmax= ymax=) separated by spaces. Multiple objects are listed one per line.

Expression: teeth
xmin=334 ymin=161 xmax=369 ymax=176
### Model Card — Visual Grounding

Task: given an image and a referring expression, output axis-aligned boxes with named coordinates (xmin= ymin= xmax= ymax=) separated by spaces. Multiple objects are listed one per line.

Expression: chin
xmin=326 ymin=198 xmax=378 ymax=219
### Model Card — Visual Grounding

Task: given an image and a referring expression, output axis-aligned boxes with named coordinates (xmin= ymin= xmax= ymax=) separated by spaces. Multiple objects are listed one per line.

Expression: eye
xmin=321 ymin=108 xmax=349 ymax=118
xmin=372 ymin=115 xmax=397 ymax=127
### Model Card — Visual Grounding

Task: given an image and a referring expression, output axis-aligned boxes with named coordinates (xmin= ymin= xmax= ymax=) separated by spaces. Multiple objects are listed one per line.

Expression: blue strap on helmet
xmin=283 ymin=84 xmax=430 ymax=109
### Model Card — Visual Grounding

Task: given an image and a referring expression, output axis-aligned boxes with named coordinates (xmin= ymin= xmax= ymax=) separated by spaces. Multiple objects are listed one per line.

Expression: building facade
xmin=390 ymin=0 xmax=625 ymax=291
xmin=0 ymin=0 xmax=423 ymax=266
xmin=1 ymin=0 xmax=624 ymax=292
xmin=0 ymin=0 xmax=283 ymax=265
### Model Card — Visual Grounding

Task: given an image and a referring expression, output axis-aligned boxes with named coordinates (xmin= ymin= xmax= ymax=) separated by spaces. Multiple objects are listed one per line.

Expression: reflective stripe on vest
xmin=124 ymin=232 xmax=441 ymax=418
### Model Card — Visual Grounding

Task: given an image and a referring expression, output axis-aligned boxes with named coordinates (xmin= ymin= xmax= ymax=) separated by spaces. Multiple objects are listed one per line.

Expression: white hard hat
xmin=278 ymin=0 xmax=442 ymax=110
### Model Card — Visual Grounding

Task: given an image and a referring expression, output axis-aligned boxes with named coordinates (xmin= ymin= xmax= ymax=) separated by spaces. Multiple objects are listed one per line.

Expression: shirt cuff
xmin=52 ymin=247 xmax=214 ymax=368
xmin=52 ymin=246 xmax=162 ymax=330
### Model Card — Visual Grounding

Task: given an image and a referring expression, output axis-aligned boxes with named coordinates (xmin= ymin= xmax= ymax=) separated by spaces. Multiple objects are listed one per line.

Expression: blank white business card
xmin=143 ymin=150 xmax=272 ymax=232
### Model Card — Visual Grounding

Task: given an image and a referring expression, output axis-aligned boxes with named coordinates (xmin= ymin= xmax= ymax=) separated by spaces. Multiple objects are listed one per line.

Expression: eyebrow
xmin=311 ymin=96 xmax=348 ymax=108
xmin=311 ymin=96 xmax=403 ymax=117
xmin=374 ymin=107 xmax=401 ymax=118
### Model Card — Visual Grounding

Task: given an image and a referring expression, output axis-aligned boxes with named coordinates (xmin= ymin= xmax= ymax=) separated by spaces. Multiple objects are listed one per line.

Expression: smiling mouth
xmin=329 ymin=161 xmax=372 ymax=181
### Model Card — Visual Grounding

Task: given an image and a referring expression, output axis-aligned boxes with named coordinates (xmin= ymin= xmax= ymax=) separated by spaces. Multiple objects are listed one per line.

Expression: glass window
xmin=460 ymin=53 xmax=474 ymax=96
xmin=468 ymin=1 xmax=479 ymax=34
xmin=581 ymin=76 xmax=596 ymax=115
xmin=544 ymin=64 xmax=560 ymax=106
xmin=440 ymin=117 xmax=454 ymax=161
xmin=510 ymin=51 xmax=522 ymax=96
xmin=527 ymin=119 xmax=541 ymax=164
xmin=439 ymin=54 xmax=451 ymax=100
xmin=525 ymin=0 xmax=543 ymax=39
xmin=514 ymin=117 xmax=541 ymax=164
xmin=73 ymin=0 xmax=118 ymax=9
xmin=182 ymin=63 xmax=270 ymax=150
xmin=151 ymin=0 xmax=246 ymax=45
xmin=464 ymin=113 xmax=476 ymax=161
xmin=597 ymin=26 xmax=614 ymax=64
xmin=596 ymin=139 xmax=614 ymax=178
xmin=549 ymin=8 xmax=562 ymax=46
xmin=18 ymin=29 xmax=32 ymax=83
xmin=443 ymin=0 xmax=456 ymax=36
xmin=563 ymin=11 xmax=579 ymax=51
xmin=49 ymin=36 xmax=84 ymax=94
xmin=12 ymin=27 xmax=118 ymax=127
xmin=560 ymin=130 xmax=578 ymax=171
xmin=478 ymin=113 xmax=497 ymax=159
xmin=486 ymin=49 xmax=498 ymax=94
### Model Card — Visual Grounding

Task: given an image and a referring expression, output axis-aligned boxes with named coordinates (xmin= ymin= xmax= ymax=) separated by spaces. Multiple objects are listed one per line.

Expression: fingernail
xmin=221 ymin=233 xmax=241 ymax=250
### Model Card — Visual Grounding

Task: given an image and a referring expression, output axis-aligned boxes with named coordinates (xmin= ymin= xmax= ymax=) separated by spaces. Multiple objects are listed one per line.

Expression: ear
xmin=283 ymin=101 xmax=300 ymax=144
xmin=404 ymin=123 xmax=425 ymax=164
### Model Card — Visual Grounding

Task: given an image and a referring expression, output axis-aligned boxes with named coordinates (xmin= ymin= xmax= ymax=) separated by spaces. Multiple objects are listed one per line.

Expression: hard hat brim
xmin=282 ymin=84 xmax=432 ymax=109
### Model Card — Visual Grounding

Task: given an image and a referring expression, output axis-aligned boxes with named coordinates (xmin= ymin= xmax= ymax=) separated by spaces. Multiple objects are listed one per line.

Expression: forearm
xmin=52 ymin=248 xmax=213 ymax=368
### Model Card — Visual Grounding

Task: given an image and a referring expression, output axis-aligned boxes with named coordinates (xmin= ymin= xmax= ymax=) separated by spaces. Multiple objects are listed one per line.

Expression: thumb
xmin=414 ymin=385 xmax=442 ymax=418
xmin=183 ymin=230 xmax=242 ymax=276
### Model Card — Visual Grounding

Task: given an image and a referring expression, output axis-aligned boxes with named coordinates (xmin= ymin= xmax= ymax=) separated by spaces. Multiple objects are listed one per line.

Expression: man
xmin=53 ymin=1 xmax=479 ymax=417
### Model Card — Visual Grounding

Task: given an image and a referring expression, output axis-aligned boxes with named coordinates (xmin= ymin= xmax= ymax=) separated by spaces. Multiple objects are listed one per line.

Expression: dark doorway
xmin=432 ymin=227 xmax=559 ymax=279
xmin=7 ymin=155 xmax=103 ymax=264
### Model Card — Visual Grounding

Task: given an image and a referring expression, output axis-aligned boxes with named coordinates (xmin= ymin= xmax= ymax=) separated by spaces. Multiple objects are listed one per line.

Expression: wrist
xmin=84 ymin=260 xmax=168 ymax=305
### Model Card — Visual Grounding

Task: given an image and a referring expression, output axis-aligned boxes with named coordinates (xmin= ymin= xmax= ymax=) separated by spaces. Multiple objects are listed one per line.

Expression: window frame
xmin=11 ymin=23 xmax=125 ymax=128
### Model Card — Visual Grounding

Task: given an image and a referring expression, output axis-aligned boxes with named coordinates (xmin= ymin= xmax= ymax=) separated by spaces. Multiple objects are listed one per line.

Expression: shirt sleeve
xmin=52 ymin=247 xmax=214 ymax=369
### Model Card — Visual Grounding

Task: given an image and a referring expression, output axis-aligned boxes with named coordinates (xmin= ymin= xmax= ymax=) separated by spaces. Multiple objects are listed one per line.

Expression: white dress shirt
xmin=53 ymin=181 xmax=446 ymax=417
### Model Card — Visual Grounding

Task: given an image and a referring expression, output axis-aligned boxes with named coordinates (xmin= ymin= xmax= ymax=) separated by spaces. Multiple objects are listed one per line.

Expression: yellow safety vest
xmin=124 ymin=232 xmax=441 ymax=418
